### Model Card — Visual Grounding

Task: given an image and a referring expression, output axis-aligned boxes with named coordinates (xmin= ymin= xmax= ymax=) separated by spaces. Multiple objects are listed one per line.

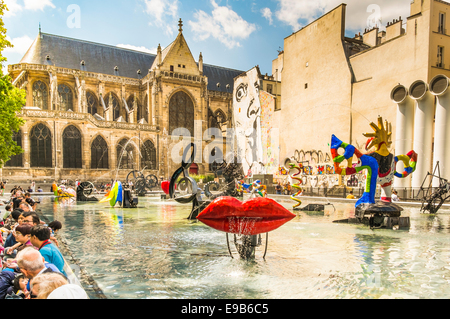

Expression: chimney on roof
xmin=363 ymin=26 xmax=379 ymax=47
xmin=386 ymin=16 xmax=403 ymax=41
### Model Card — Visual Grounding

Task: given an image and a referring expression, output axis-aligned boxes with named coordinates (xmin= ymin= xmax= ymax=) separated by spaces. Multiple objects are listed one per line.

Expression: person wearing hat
xmin=47 ymin=284 xmax=88 ymax=299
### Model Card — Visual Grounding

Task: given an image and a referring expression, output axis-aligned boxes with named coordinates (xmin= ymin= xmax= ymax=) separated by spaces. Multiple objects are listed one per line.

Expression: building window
xmin=91 ymin=135 xmax=109 ymax=169
xmin=30 ymin=123 xmax=52 ymax=168
xmin=141 ymin=140 xmax=157 ymax=170
xmin=266 ymin=84 xmax=273 ymax=94
xmin=63 ymin=125 xmax=82 ymax=169
xmin=170 ymin=65 xmax=174 ymax=72
xmin=32 ymin=81 xmax=48 ymax=110
xmin=5 ymin=130 xmax=23 ymax=167
xmin=58 ymin=84 xmax=73 ymax=111
xmin=86 ymin=92 xmax=98 ymax=116
xmin=169 ymin=91 xmax=195 ymax=136
xmin=438 ymin=46 xmax=444 ymax=68
xmin=117 ymin=138 xmax=135 ymax=169
xmin=105 ymin=93 xmax=121 ymax=121
xmin=439 ymin=12 xmax=446 ymax=34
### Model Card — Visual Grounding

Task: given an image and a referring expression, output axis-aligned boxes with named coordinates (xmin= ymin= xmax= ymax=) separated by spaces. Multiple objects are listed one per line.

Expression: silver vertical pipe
xmin=430 ymin=74 xmax=450 ymax=186
xmin=410 ymin=80 xmax=435 ymax=188
xmin=391 ymin=85 xmax=414 ymax=188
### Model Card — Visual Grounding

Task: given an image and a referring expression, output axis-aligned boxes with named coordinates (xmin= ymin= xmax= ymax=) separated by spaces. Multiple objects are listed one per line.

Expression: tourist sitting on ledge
xmin=30 ymin=272 xmax=68 ymax=299
xmin=392 ymin=190 xmax=400 ymax=202
xmin=30 ymin=225 xmax=66 ymax=277
xmin=14 ymin=247 xmax=64 ymax=295
xmin=347 ymin=191 xmax=356 ymax=200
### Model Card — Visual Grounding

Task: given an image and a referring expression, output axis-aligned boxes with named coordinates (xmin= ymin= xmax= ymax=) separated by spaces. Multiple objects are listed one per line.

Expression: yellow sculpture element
xmin=363 ymin=116 xmax=392 ymax=157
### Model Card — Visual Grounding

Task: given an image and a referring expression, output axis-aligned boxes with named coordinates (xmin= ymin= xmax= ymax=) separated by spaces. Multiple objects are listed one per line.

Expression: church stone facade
xmin=7 ymin=20 xmax=243 ymax=183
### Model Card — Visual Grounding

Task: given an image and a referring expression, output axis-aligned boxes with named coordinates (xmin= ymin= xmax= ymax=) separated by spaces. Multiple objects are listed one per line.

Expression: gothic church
xmin=7 ymin=19 xmax=243 ymax=183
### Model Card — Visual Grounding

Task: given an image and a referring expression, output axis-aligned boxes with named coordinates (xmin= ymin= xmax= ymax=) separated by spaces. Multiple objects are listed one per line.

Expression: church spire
xmin=178 ymin=18 xmax=183 ymax=33
xmin=199 ymin=52 xmax=203 ymax=75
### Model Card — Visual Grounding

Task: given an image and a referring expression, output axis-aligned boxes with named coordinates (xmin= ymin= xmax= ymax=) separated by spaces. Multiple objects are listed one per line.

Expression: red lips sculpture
xmin=197 ymin=197 xmax=296 ymax=236
xmin=161 ymin=181 xmax=173 ymax=195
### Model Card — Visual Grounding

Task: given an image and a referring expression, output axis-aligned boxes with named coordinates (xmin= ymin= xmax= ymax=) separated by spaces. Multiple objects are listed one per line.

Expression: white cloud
xmin=275 ymin=0 xmax=327 ymax=31
xmin=4 ymin=35 xmax=34 ymax=55
xmin=23 ymin=0 xmax=55 ymax=11
xmin=144 ymin=0 xmax=179 ymax=36
xmin=116 ymin=44 xmax=157 ymax=54
xmin=261 ymin=7 xmax=273 ymax=25
xmin=274 ymin=0 xmax=412 ymax=33
xmin=4 ymin=0 xmax=55 ymax=17
xmin=188 ymin=0 xmax=257 ymax=49
xmin=4 ymin=0 xmax=22 ymax=17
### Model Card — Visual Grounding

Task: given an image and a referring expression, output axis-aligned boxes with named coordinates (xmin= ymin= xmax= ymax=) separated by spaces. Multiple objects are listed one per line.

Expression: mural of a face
xmin=233 ymin=67 xmax=263 ymax=175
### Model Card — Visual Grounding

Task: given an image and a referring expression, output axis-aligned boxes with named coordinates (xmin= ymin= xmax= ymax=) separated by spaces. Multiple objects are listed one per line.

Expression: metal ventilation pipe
xmin=391 ymin=84 xmax=414 ymax=188
xmin=430 ymin=74 xmax=450 ymax=186
xmin=409 ymin=80 xmax=435 ymax=188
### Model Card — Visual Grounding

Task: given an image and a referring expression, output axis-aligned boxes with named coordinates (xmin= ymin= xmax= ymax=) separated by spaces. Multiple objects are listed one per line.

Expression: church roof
xmin=20 ymin=32 xmax=244 ymax=93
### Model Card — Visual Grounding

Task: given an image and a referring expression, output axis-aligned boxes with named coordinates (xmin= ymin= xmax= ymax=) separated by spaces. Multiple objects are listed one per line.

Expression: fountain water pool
xmin=36 ymin=195 xmax=450 ymax=299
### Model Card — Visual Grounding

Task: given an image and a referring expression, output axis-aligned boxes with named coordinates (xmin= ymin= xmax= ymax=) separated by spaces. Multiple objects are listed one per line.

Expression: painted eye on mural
xmin=235 ymin=83 xmax=248 ymax=102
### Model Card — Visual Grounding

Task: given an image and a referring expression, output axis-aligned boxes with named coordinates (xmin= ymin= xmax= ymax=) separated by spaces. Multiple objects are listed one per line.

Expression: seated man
xmin=30 ymin=225 xmax=67 ymax=277
xmin=12 ymin=247 xmax=64 ymax=293
xmin=347 ymin=191 xmax=356 ymax=199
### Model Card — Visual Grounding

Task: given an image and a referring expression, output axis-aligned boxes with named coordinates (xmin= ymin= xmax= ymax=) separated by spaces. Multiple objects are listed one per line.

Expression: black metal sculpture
xmin=203 ymin=156 xmax=245 ymax=200
xmin=76 ymin=182 xmax=99 ymax=202
xmin=122 ymin=182 xmax=138 ymax=208
xmin=169 ymin=143 xmax=209 ymax=220
xmin=126 ymin=170 xmax=158 ymax=196
xmin=418 ymin=162 xmax=450 ymax=214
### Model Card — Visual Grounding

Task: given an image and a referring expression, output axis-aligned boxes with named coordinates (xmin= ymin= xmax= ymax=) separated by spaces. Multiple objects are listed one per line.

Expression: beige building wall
xmin=279 ymin=4 xmax=353 ymax=165
xmin=273 ymin=0 xmax=450 ymax=185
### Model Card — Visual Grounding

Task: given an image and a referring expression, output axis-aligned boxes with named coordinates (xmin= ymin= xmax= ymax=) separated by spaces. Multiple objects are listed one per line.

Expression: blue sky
xmin=4 ymin=0 xmax=417 ymax=75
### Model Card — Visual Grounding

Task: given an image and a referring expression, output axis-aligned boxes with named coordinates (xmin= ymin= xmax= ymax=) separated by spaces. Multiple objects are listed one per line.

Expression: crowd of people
xmin=0 ymin=186 xmax=88 ymax=299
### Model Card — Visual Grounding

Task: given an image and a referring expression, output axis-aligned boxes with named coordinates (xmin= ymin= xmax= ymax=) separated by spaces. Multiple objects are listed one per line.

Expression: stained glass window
xmin=141 ymin=140 xmax=157 ymax=170
xmin=63 ymin=125 xmax=82 ymax=169
xmin=117 ymin=138 xmax=135 ymax=169
xmin=30 ymin=124 xmax=52 ymax=168
xmin=91 ymin=135 xmax=109 ymax=169
xmin=86 ymin=92 xmax=98 ymax=116
xmin=58 ymin=84 xmax=73 ymax=111
xmin=32 ymin=81 xmax=49 ymax=110
xmin=169 ymin=91 xmax=194 ymax=136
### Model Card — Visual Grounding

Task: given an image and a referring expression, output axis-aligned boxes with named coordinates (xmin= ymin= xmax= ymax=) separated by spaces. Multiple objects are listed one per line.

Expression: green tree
xmin=0 ymin=0 xmax=26 ymax=167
